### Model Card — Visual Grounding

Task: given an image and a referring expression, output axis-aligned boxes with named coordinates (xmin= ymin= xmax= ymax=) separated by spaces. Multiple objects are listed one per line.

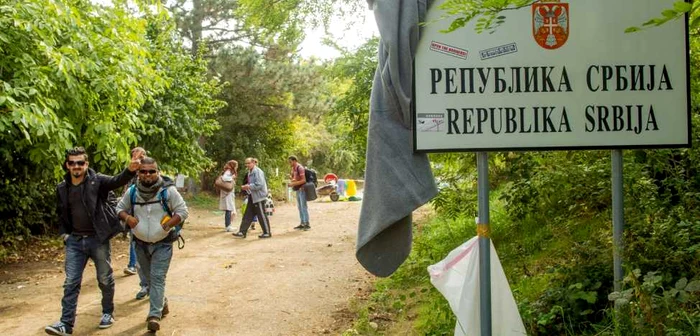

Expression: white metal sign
xmin=414 ymin=0 xmax=690 ymax=152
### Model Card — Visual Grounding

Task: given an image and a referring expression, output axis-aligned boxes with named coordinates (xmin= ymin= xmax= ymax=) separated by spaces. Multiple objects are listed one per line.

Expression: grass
xmin=182 ymin=192 xmax=219 ymax=210
xmin=341 ymin=189 xmax=617 ymax=335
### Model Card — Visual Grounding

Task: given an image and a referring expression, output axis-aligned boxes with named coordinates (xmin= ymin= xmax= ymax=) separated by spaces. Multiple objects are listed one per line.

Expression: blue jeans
xmin=128 ymin=236 xmax=148 ymax=288
xmin=134 ymin=239 xmax=173 ymax=318
xmin=296 ymin=189 xmax=309 ymax=224
xmin=61 ymin=235 xmax=114 ymax=326
xmin=224 ymin=210 xmax=232 ymax=227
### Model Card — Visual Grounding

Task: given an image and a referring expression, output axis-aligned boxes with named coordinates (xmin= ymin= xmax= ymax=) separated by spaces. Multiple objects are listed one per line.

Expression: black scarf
xmin=137 ymin=176 xmax=164 ymax=201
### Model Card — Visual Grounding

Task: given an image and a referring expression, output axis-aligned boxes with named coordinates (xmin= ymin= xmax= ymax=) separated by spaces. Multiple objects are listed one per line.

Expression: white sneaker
xmin=225 ymin=226 xmax=236 ymax=232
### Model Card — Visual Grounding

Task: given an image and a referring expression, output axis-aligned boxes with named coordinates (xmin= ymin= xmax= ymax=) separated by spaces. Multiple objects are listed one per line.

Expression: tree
xmin=318 ymin=37 xmax=378 ymax=177
xmin=203 ymin=45 xmax=334 ymax=187
xmin=166 ymin=0 xmax=364 ymax=55
xmin=0 ymin=0 xmax=224 ymax=241
xmin=139 ymin=11 xmax=225 ymax=177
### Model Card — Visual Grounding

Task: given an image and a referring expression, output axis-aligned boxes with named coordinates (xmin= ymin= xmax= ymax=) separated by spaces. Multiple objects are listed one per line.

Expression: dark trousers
xmin=238 ymin=195 xmax=270 ymax=234
xmin=61 ymin=235 xmax=114 ymax=326
xmin=224 ymin=210 xmax=232 ymax=227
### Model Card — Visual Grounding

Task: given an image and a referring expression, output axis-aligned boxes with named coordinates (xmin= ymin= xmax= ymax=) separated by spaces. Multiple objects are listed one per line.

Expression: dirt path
xmin=0 ymin=200 xmax=371 ymax=335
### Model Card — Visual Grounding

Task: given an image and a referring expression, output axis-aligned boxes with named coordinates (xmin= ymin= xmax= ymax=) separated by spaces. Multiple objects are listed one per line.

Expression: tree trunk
xmin=191 ymin=0 xmax=204 ymax=56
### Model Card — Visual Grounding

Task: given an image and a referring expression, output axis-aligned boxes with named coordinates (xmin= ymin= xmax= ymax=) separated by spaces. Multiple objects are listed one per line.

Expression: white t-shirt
xmin=222 ymin=169 xmax=233 ymax=182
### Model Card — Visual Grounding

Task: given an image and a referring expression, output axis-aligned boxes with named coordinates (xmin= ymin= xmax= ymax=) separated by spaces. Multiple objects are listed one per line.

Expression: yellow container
xmin=346 ymin=180 xmax=357 ymax=197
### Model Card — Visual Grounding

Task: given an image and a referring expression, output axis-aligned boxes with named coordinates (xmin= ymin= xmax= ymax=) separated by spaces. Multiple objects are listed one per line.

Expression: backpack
xmin=128 ymin=184 xmax=185 ymax=249
xmin=297 ymin=165 xmax=318 ymax=187
xmin=305 ymin=168 xmax=318 ymax=187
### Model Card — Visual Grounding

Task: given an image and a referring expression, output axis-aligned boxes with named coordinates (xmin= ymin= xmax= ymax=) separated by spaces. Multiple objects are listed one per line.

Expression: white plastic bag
xmin=428 ymin=237 xmax=527 ymax=335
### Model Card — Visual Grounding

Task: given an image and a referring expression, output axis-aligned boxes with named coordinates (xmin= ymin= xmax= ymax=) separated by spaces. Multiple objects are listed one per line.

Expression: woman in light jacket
xmin=219 ymin=160 xmax=238 ymax=232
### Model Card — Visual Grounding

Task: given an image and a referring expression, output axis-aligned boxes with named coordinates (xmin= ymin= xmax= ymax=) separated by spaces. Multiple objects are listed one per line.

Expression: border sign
xmin=414 ymin=0 xmax=691 ymax=152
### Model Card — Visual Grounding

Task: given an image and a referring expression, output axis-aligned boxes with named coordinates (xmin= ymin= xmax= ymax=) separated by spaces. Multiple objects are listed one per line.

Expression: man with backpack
xmin=116 ymin=157 xmax=189 ymax=332
xmin=288 ymin=155 xmax=312 ymax=231
xmin=45 ymin=146 xmax=144 ymax=336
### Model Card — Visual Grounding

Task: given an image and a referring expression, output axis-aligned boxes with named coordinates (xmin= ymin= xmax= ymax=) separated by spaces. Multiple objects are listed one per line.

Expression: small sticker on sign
xmin=479 ymin=43 xmax=518 ymax=60
xmin=417 ymin=113 xmax=445 ymax=132
xmin=430 ymin=41 xmax=468 ymax=59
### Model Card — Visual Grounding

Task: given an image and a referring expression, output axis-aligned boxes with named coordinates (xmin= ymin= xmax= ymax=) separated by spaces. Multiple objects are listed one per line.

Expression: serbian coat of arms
xmin=532 ymin=0 xmax=569 ymax=50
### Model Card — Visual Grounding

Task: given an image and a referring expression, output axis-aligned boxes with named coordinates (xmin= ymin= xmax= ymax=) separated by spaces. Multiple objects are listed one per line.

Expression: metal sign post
xmin=611 ymin=150 xmax=624 ymax=294
xmin=477 ymin=152 xmax=492 ymax=336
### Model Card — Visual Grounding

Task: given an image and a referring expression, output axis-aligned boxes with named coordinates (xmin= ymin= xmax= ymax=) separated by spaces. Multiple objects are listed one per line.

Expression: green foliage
xmin=626 ymin=1 xmax=698 ymax=33
xmin=320 ymin=37 xmax=378 ymax=177
xmin=493 ymin=142 xmax=700 ymax=334
xmin=168 ymin=0 xmax=363 ymax=55
xmin=0 ymin=0 xmax=162 ymax=175
xmin=0 ymin=0 xmax=224 ymax=240
xmin=607 ymin=269 xmax=700 ymax=335
xmin=433 ymin=0 xmax=698 ymax=34
xmin=182 ymin=192 xmax=219 ymax=210
xmin=0 ymin=174 xmax=56 ymax=243
xmin=204 ymin=46 xmax=334 ymax=193
xmin=139 ymin=13 xmax=224 ymax=177
xmin=429 ymin=153 xmax=478 ymax=219
xmin=430 ymin=0 xmax=535 ymax=33
xmin=344 ymin=214 xmax=476 ymax=335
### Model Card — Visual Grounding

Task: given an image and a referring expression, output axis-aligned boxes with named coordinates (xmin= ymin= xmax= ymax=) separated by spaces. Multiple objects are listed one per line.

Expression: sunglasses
xmin=67 ymin=160 xmax=86 ymax=167
xmin=139 ymin=169 xmax=158 ymax=175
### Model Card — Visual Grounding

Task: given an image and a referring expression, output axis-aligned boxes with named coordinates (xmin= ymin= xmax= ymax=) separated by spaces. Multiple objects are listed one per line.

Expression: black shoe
xmin=98 ymin=313 xmax=114 ymax=329
xmin=232 ymin=232 xmax=246 ymax=238
xmin=302 ymin=224 xmax=311 ymax=231
xmin=258 ymin=233 xmax=271 ymax=239
xmin=45 ymin=322 xmax=73 ymax=335
xmin=135 ymin=286 xmax=148 ymax=300
xmin=293 ymin=224 xmax=305 ymax=230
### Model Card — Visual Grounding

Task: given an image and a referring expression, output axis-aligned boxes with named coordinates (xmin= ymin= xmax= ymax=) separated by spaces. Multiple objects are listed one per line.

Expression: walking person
xmin=116 ymin=157 xmax=188 ymax=332
xmin=218 ymin=160 xmax=238 ymax=232
xmin=240 ymin=172 xmax=258 ymax=230
xmin=122 ymin=166 xmax=149 ymax=300
xmin=288 ymin=156 xmax=310 ymax=230
xmin=232 ymin=158 xmax=271 ymax=238
xmin=45 ymin=146 xmax=144 ymax=336
xmin=124 ymin=232 xmax=149 ymax=299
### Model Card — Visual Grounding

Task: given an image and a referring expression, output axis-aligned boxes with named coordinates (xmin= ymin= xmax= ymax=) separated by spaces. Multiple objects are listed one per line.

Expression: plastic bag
xmin=428 ymin=237 xmax=526 ymax=336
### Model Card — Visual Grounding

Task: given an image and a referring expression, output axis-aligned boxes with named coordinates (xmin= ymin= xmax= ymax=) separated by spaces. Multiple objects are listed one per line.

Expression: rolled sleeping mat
xmin=304 ymin=182 xmax=318 ymax=201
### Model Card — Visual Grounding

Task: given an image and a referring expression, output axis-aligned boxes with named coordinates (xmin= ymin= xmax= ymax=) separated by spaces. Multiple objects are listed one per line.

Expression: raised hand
xmin=128 ymin=147 xmax=146 ymax=172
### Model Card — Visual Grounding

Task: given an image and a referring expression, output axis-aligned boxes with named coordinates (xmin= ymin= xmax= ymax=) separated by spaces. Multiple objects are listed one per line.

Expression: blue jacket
xmin=246 ymin=166 xmax=268 ymax=204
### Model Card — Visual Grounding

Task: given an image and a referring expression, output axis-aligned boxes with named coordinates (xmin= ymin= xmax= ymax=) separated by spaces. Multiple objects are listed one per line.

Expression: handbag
xmin=214 ymin=175 xmax=233 ymax=192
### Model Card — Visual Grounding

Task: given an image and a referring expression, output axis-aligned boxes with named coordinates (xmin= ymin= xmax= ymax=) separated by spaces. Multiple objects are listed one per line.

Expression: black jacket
xmin=56 ymin=167 xmax=136 ymax=243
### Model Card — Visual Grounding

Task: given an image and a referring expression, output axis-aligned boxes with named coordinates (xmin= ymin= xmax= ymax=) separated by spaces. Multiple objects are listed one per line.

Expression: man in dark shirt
xmin=68 ymin=183 xmax=93 ymax=236
xmin=45 ymin=146 xmax=144 ymax=336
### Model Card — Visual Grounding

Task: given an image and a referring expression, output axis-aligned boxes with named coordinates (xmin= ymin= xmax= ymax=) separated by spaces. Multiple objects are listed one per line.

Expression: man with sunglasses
xmin=45 ymin=146 xmax=145 ymax=336
xmin=116 ymin=157 xmax=188 ymax=332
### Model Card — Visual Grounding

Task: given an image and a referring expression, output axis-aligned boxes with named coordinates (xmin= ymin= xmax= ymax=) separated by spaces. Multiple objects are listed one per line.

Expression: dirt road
xmin=0 ymin=200 xmax=371 ymax=335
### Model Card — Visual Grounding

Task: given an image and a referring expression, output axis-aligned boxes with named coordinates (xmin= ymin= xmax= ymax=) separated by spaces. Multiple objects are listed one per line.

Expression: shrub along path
xmin=0 ymin=200 xmax=372 ymax=335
